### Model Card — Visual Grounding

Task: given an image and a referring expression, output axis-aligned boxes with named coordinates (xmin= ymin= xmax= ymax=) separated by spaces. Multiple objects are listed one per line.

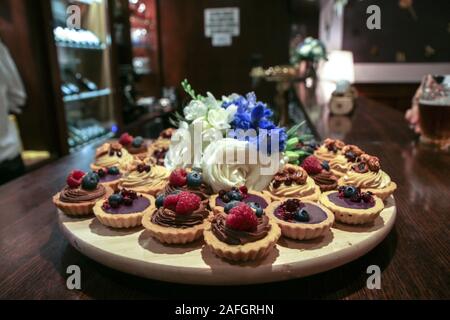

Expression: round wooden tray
xmin=58 ymin=196 xmax=396 ymax=285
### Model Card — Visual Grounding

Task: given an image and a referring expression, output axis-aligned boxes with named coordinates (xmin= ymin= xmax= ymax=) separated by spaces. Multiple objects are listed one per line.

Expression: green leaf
xmin=286 ymin=121 xmax=306 ymax=137
xmin=181 ymin=79 xmax=198 ymax=100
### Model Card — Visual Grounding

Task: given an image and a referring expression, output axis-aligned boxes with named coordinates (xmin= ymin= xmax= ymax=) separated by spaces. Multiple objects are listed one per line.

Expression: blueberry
xmin=228 ymin=191 xmax=243 ymax=201
xmin=81 ymin=172 xmax=99 ymax=190
xmin=255 ymin=208 xmax=264 ymax=217
xmin=344 ymin=186 xmax=357 ymax=198
xmin=155 ymin=195 xmax=165 ymax=208
xmin=247 ymin=202 xmax=261 ymax=210
xmin=321 ymin=161 xmax=330 ymax=171
xmin=224 ymin=201 xmax=241 ymax=213
xmin=108 ymin=166 xmax=120 ymax=175
xmin=294 ymin=209 xmax=310 ymax=222
xmin=97 ymin=169 xmax=106 ymax=177
xmin=187 ymin=172 xmax=202 ymax=188
xmin=108 ymin=193 xmax=123 ymax=208
xmin=132 ymin=136 xmax=144 ymax=148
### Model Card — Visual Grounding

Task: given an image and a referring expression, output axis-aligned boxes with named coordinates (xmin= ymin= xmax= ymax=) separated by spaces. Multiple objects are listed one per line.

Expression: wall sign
xmin=204 ymin=7 xmax=240 ymax=47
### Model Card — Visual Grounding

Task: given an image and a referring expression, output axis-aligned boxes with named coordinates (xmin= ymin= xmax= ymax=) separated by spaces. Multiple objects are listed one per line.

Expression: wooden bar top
xmin=0 ymin=97 xmax=449 ymax=299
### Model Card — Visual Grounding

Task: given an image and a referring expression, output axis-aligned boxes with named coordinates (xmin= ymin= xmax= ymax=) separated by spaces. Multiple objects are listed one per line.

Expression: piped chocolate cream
xmin=211 ymin=214 xmax=271 ymax=245
xmin=151 ymin=204 xmax=209 ymax=228
xmin=59 ymin=185 xmax=106 ymax=203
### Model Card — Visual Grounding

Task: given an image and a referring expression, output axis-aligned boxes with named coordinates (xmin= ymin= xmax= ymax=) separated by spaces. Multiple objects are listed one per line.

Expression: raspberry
xmin=66 ymin=170 xmax=85 ymax=188
xmin=71 ymin=170 xmax=85 ymax=180
xmin=239 ymin=186 xmax=248 ymax=194
xmin=119 ymin=133 xmax=133 ymax=146
xmin=226 ymin=204 xmax=258 ymax=231
xmin=169 ymin=168 xmax=187 ymax=187
xmin=175 ymin=191 xmax=201 ymax=215
xmin=301 ymin=155 xmax=322 ymax=175
xmin=163 ymin=194 xmax=179 ymax=211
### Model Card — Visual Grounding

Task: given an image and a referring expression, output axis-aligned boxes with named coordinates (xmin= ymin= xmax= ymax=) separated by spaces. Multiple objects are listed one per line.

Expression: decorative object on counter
xmin=209 ymin=186 xmax=271 ymax=215
xmin=267 ymin=199 xmax=334 ymax=240
xmin=301 ymin=155 xmax=338 ymax=192
xmin=329 ymin=80 xmax=357 ymax=116
xmin=142 ymin=191 xmax=211 ymax=244
xmin=329 ymin=144 xmax=365 ymax=177
xmin=264 ymin=164 xmax=321 ymax=202
xmin=319 ymin=185 xmax=384 ymax=225
xmin=93 ymin=189 xmax=155 ymax=228
xmin=165 ymin=80 xmax=287 ymax=192
xmin=91 ymin=142 xmax=133 ymax=171
xmin=203 ymin=203 xmax=281 ymax=262
xmin=338 ymin=154 xmax=397 ymax=200
xmin=95 ymin=166 xmax=122 ymax=191
xmin=119 ymin=160 xmax=169 ymax=196
xmin=53 ymin=170 xmax=113 ymax=216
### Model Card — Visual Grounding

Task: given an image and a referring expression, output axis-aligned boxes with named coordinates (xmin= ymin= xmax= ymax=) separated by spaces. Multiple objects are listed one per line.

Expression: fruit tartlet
xmin=119 ymin=133 xmax=149 ymax=158
xmin=119 ymin=160 xmax=169 ymax=196
xmin=159 ymin=168 xmax=213 ymax=206
xmin=267 ymin=198 xmax=334 ymax=240
xmin=209 ymin=186 xmax=271 ymax=215
xmin=93 ymin=189 xmax=155 ymax=228
xmin=319 ymin=186 xmax=384 ymax=225
xmin=142 ymin=191 xmax=211 ymax=244
xmin=329 ymin=145 xmax=365 ymax=178
xmin=53 ymin=170 xmax=113 ymax=216
xmin=313 ymin=138 xmax=345 ymax=162
xmin=203 ymin=203 xmax=281 ymax=262
xmin=263 ymin=164 xmax=321 ymax=202
xmin=338 ymin=154 xmax=397 ymax=200
xmin=93 ymin=166 xmax=122 ymax=191
xmin=91 ymin=142 xmax=133 ymax=171
xmin=301 ymin=155 xmax=338 ymax=192
xmin=147 ymin=128 xmax=174 ymax=166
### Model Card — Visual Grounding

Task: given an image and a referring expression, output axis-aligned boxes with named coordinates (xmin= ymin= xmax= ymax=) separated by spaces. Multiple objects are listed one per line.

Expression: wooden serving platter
xmin=58 ymin=197 xmax=396 ymax=285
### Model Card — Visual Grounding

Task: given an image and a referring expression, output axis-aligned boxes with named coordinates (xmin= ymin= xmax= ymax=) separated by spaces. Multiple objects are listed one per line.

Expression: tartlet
xmin=338 ymin=154 xmax=397 ymax=200
xmin=142 ymin=191 xmax=211 ymax=244
xmin=93 ymin=189 xmax=155 ymax=228
xmin=209 ymin=187 xmax=271 ymax=214
xmin=93 ymin=166 xmax=122 ymax=191
xmin=263 ymin=164 xmax=321 ymax=202
xmin=91 ymin=142 xmax=133 ymax=171
xmin=313 ymin=138 xmax=345 ymax=162
xmin=159 ymin=168 xmax=213 ymax=206
xmin=203 ymin=203 xmax=281 ymax=262
xmin=119 ymin=160 xmax=169 ymax=195
xmin=147 ymin=128 xmax=174 ymax=166
xmin=301 ymin=155 xmax=338 ymax=192
xmin=319 ymin=186 xmax=384 ymax=225
xmin=266 ymin=199 xmax=334 ymax=240
xmin=118 ymin=132 xmax=149 ymax=158
xmin=329 ymin=145 xmax=365 ymax=178
xmin=53 ymin=170 xmax=113 ymax=216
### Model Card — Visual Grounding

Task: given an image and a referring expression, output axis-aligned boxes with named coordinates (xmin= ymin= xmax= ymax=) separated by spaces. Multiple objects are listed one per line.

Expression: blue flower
xmin=221 ymin=92 xmax=286 ymax=154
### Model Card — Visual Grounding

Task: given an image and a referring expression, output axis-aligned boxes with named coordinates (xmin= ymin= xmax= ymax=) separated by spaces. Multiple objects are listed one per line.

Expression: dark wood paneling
xmin=158 ymin=0 xmax=290 ymax=98
xmin=354 ymin=83 xmax=419 ymax=112
xmin=0 ymin=0 xmax=65 ymax=155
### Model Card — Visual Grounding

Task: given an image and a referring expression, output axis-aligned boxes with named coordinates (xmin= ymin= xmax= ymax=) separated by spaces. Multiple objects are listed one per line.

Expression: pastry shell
xmin=266 ymin=200 xmax=334 ymax=240
xmin=142 ymin=209 xmax=212 ymax=244
xmin=203 ymin=215 xmax=281 ymax=262
xmin=93 ymin=193 xmax=155 ymax=228
xmin=319 ymin=191 xmax=384 ymax=225
xmin=53 ymin=186 xmax=113 ymax=217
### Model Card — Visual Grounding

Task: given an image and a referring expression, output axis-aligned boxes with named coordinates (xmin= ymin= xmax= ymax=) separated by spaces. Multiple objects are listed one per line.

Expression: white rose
xmin=207 ymin=108 xmax=234 ymax=130
xmin=183 ymin=99 xmax=208 ymax=121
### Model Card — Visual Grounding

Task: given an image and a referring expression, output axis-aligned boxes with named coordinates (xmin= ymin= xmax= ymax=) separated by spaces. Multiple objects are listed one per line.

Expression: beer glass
xmin=418 ymin=75 xmax=450 ymax=149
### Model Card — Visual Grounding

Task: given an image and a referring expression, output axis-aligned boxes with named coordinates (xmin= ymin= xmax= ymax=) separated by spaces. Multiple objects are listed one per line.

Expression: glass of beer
xmin=418 ymin=75 xmax=450 ymax=150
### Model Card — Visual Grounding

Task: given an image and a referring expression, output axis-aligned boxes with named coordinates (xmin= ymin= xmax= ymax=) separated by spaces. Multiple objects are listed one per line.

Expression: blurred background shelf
xmin=63 ymin=88 xmax=111 ymax=102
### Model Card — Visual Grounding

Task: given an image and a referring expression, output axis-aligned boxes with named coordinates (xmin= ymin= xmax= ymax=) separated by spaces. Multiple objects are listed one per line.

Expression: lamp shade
xmin=318 ymin=50 xmax=355 ymax=83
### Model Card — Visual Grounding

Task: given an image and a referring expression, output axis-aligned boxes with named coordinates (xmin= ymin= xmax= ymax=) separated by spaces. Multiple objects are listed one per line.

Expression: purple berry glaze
xmin=103 ymin=196 xmax=150 ymax=214
xmin=328 ymin=192 xmax=375 ymax=209
xmin=99 ymin=173 xmax=122 ymax=183
xmin=216 ymin=193 xmax=268 ymax=209
xmin=274 ymin=203 xmax=328 ymax=224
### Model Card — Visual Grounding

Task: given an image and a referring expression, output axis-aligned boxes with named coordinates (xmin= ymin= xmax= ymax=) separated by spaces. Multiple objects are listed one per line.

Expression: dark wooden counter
xmin=0 ymin=97 xmax=449 ymax=299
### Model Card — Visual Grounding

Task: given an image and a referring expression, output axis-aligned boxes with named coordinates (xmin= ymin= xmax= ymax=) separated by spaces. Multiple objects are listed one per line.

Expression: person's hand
xmin=405 ymin=85 xmax=422 ymax=134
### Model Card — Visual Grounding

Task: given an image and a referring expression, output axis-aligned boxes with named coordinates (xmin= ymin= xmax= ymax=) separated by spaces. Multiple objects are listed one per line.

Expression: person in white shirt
xmin=0 ymin=39 xmax=27 ymax=185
